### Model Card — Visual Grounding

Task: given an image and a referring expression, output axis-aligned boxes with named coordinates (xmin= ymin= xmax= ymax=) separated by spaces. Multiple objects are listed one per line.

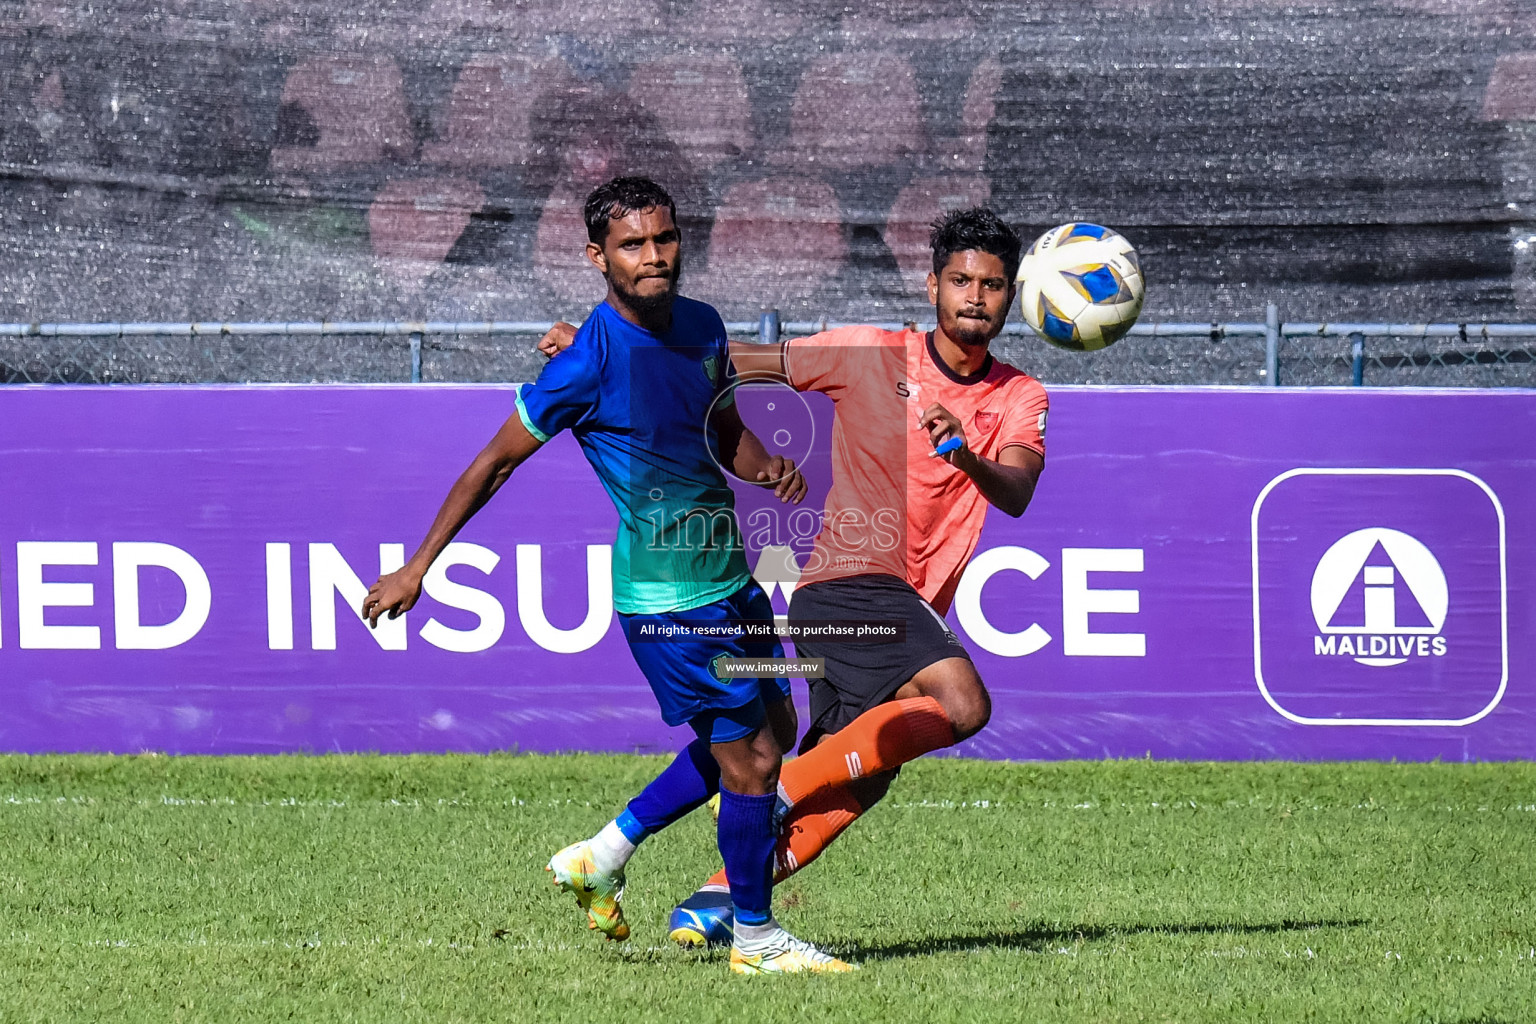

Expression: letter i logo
xmin=1362 ymin=565 xmax=1396 ymax=633
xmin=1310 ymin=528 xmax=1448 ymax=667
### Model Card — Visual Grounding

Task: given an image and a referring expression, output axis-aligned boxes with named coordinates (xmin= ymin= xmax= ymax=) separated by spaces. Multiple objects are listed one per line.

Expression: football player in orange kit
xmin=666 ymin=208 xmax=1047 ymax=942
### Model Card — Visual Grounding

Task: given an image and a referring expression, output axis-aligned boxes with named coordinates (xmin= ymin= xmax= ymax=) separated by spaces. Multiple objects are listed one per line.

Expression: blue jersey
xmin=514 ymin=297 xmax=751 ymax=615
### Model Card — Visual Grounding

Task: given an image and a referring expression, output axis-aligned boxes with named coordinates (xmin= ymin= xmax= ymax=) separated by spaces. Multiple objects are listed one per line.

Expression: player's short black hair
xmin=930 ymin=207 xmax=1022 ymax=282
xmin=583 ymin=176 xmax=678 ymax=244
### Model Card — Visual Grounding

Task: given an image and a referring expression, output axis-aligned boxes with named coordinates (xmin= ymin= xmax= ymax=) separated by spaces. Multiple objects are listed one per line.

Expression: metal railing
xmin=2 ymin=304 xmax=1535 ymax=388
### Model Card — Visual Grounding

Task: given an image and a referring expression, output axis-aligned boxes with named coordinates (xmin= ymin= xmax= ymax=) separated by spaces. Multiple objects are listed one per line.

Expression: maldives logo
xmin=1309 ymin=528 xmax=1448 ymax=667
xmin=1252 ymin=468 xmax=1507 ymax=727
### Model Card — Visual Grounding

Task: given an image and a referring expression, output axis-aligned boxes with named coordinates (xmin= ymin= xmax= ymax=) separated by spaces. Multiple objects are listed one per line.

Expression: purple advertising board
xmin=1 ymin=384 xmax=1531 ymax=760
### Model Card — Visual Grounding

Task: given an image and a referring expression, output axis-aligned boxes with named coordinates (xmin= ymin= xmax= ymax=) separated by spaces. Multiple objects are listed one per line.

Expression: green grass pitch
xmin=1 ymin=754 xmax=1532 ymax=1022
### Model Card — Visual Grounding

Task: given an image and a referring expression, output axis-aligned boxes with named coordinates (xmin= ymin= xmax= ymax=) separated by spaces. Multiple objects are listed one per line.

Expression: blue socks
xmin=620 ymin=738 xmax=722 ymax=842
xmin=604 ymin=741 xmax=778 ymax=928
xmin=716 ymin=788 xmax=777 ymax=926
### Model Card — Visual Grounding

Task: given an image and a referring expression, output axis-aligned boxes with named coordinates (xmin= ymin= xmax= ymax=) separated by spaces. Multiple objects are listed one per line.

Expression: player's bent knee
xmin=712 ymin=729 xmax=783 ymax=795
xmin=717 ymin=757 xmax=779 ymax=796
xmin=951 ymin=688 xmax=992 ymax=740
xmin=907 ymin=658 xmax=991 ymax=740
xmin=747 ymin=737 xmax=786 ymax=791
xmin=945 ymin=674 xmax=992 ymax=739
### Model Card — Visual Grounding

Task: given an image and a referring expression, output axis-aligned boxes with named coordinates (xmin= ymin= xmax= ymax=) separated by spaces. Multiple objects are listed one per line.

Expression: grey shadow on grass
xmin=840 ymin=918 xmax=1369 ymax=962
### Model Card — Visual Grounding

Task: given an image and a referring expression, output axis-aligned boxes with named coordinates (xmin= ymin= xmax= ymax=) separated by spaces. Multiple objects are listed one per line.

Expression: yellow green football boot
xmin=546 ymin=840 xmax=629 ymax=941
xmin=729 ymin=924 xmax=855 ymax=975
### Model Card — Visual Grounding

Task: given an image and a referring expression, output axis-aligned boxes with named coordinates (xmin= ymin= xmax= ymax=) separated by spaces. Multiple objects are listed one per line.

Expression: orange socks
xmin=778 ymin=697 xmax=954 ymax=807
xmin=705 ymin=786 xmax=864 ymax=888
xmin=698 ymin=698 xmax=955 ymax=891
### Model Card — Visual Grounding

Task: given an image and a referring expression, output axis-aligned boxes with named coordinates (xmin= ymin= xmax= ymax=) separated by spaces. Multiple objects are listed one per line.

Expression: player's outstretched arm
xmin=362 ymin=413 xmax=544 ymax=627
xmin=726 ymin=339 xmax=788 ymax=382
xmin=547 ymin=323 xmax=787 ymax=387
xmin=547 ymin=326 xmax=785 ymax=382
xmin=919 ymin=403 xmax=1042 ymax=518
xmin=709 ymin=401 xmax=807 ymax=504
xmin=545 ymin=326 xmax=786 ymax=384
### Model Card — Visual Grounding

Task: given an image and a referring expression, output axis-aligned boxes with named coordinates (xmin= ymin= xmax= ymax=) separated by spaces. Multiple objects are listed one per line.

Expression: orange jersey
xmin=786 ymin=327 xmax=1049 ymax=614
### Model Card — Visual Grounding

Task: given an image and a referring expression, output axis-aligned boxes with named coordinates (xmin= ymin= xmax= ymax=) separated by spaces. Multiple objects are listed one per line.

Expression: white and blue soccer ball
xmin=1016 ymin=223 xmax=1144 ymax=351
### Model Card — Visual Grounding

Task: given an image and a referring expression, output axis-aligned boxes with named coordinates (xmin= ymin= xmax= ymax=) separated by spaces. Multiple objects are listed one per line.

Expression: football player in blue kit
xmin=362 ymin=177 xmax=851 ymax=974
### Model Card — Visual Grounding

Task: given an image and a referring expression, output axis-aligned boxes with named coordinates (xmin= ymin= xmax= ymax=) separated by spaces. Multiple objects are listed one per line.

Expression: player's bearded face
xmin=931 ymin=250 xmax=1013 ymax=347
xmin=596 ymin=206 xmax=683 ymax=313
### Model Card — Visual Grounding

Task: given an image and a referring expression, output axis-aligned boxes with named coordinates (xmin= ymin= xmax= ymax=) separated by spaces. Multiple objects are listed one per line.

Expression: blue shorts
xmin=619 ymin=581 xmax=791 ymax=743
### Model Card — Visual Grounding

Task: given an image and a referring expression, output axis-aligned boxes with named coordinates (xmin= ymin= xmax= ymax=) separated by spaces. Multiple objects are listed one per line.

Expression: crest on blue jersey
xmin=702 ymin=354 xmax=721 ymax=385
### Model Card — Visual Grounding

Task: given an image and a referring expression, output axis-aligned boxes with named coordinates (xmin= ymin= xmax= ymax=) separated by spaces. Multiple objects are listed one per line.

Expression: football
xmin=1016 ymin=223 xmax=1145 ymax=351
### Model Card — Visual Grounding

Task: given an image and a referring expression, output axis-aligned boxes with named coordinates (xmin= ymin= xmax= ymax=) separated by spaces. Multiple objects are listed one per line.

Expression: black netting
xmin=3 ymin=1 xmax=1535 ymax=335
xmin=0 ymin=330 xmax=414 ymax=383
xmin=6 ymin=321 xmax=1535 ymax=387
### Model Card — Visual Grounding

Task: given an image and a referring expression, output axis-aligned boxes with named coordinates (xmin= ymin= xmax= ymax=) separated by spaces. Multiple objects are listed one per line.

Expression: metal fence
xmin=3 ymin=304 xmax=1535 ymax=388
